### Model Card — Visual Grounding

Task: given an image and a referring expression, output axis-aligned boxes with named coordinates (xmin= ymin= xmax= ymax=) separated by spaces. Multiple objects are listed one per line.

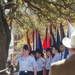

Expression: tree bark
xmin=0 ymin=5 xmax=11 ymax=75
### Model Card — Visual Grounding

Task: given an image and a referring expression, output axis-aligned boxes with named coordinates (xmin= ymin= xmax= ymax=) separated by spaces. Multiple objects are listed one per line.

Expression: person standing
xmin=36 ymin=49 xmax=46 ymax=75
xmin=59 ymin=44 xmax=68 ymax=59
xmin=46 ymin=48 xmax=52 ymax=75
xmin=11 ymin=44 xmax=37 ymax=75
xmin=49 ymin=31 xmax=75 ymax=75
xmin=52 ymin=46 xmax=61 ymax=63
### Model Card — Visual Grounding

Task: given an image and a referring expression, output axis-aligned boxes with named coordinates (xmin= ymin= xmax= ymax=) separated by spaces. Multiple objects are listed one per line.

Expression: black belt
xmin=37 ymin=70 xmax=43 ymax=72
xmin=20 ymin=71 xmax=34 ymax=75
xmin=20 ymin=71 xmax=33 ymax=73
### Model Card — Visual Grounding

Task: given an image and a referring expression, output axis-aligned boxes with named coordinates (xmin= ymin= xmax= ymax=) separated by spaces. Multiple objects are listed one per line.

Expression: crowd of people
xmin=9 ymin=31 xmax=75 ymax=75
xmin=11 ymin=40 xmax=69 ymax=75
xmin=49 ymin=31 xmax=75 ymax=75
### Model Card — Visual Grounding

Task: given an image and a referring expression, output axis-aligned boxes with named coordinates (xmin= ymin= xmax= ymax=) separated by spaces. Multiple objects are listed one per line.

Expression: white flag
xmin=68 ymin=20 xmax=75 ymax=38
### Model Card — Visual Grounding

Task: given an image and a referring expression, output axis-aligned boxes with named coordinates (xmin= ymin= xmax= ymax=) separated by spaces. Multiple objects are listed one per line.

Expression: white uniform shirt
xmin=46 ymin=57 xmax=52 ymax=70
xmin=16 ymin=55 xmax=37 ymax=71
xmin=52 ymin=53 xmax=61 ymax=63
xmin=36 ymin=57 xmax=45 ymax=71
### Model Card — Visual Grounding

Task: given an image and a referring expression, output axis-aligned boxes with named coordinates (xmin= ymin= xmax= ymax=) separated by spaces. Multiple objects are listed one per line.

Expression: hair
xmin=53 ymin=45 xmax=60 ymax=52
xmin=46 ymin=48 xmax=52 ymax=55
xmin=36 ymin=49 xmax=44 ymax=57
xmin=29 ymin=51 xmax=35 ymax=55
xmin=23 ymin=44 xmax=30 ymax=51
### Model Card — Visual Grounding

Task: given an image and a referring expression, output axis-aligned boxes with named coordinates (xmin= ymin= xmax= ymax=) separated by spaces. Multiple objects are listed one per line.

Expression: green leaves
xmin=2 ymin=0 xmax=75 ymax=47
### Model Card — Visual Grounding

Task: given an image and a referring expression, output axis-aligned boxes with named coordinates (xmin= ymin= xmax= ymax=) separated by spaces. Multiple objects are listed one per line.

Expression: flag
xmin=64 ymin=48 xmax=68 ymax=58
xmin=43 ymin=28 xmax=51 ymax=50
xmin=36 ymin=29 xmax=38 ymax=49
xmin=67 ymin=19 xmax=75 ymax=38
xmin=50 ymin=25 xmax=56 ymax=58
xmin=56 ymin=26 xmax=61 ymax=47
xmin=37 ymin=32 xmax=43 ymax=50
xmin=60 ymin=23 xmax=68 ymax=58
xmin=33 ymin=29 xmax=43 ymax=51
xmin=26 ymin=31 xmax=32 ymax=50
xmin=60 ymin=23 xmax=65 ymax=41
xmin=50 ymin=25 xmax=56 ymax=47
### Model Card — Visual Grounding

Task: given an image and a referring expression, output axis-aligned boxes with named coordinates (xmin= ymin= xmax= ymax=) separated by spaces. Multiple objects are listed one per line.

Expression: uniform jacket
xmin=49 ymin=54 xmax=75 ymax=75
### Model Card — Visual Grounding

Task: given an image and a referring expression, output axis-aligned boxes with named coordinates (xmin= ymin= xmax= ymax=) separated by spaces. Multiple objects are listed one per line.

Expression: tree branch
xmin=62 ymin=0 xmax=75 ymax=12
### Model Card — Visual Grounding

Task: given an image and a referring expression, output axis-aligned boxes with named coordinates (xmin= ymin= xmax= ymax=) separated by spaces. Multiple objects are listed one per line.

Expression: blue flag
xmin=37 ymin=32 xmax=43 ymax=51
xmin=56 ymin=26 xmax=61 ymax=47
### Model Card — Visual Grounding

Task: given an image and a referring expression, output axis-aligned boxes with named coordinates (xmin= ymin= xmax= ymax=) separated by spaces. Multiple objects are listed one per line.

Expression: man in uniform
xmin=11 ymin=44 xmax=37 ymax=75
xmin=59 ymin=43 xmax=68 ymax=59
xmin=49 ymin=31 xmax=75 ymax=75
xmin=46 ymin=48 xmax=52 ymax=75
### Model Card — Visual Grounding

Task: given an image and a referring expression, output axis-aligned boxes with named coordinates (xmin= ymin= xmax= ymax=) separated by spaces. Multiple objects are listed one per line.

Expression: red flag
xmin=43 ymin=28 xmax=51 ymax=50
xmin=26 ymin=31 xmax=32 ymax=50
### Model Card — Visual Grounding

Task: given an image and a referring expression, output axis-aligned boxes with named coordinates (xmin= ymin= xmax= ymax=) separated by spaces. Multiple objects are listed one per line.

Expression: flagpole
xmin=36 ymin=29 xmax=38 ymax=49
xmin=33 ymin=30 xmax=34 ymax=51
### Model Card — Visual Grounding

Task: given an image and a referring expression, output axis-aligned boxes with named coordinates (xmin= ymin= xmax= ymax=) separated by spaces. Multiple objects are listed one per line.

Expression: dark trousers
xmin=37 ymin=71 xmax=43 ymax=75
xmin=20 ymin=71 xmax=34 ymax=75
xmin=46 ymin=70 xmax=49 ymax=75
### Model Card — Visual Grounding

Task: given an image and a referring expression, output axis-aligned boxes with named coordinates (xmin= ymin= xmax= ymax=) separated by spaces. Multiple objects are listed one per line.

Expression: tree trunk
xmin=0 ymin=5 xmax=11 ymax=75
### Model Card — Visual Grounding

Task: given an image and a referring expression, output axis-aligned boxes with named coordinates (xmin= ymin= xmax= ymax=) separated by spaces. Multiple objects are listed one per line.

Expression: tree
xmin=0 ymin=0 xmax=75 ymax=75
xmin=23 ymin=0 xmax=75 ymax=23
xmin=0 ymin=5 xmax=11 ymax=75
